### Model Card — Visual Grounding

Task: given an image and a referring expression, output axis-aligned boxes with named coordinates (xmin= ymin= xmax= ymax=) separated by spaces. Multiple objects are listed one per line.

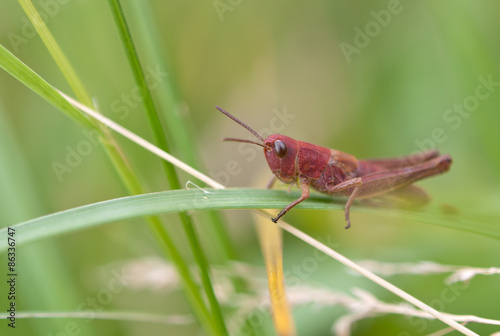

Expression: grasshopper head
xmin=263 ymin=134 xmax=298 ymax=183
xmin=216 ymin=106 xmax=299 ymax=183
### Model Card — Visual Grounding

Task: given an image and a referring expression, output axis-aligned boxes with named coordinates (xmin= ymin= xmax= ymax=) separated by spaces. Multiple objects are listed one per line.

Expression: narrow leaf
xmin=2 ymin=188 xmax=499 ymax=254
xmin=256 ymin=213 xmax=296 ymax=336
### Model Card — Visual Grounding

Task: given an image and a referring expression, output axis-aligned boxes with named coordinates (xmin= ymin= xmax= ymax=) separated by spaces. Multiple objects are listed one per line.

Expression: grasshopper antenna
xmin=215 ymin=106 xmax=265 ymax=143
xmin=222 ymin=137 xmax=265 ymax=148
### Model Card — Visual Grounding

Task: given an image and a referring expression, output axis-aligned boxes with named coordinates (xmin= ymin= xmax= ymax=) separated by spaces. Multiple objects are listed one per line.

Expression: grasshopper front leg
xmin=272 ymin=176 xmax=310 ymax=223
xmin=271 ymin=176 xmax=363 ymax=228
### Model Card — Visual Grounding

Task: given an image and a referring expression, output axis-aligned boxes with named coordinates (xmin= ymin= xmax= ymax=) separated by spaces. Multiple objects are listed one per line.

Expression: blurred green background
xmin=1 ymin=1 xmax=499 ymax=335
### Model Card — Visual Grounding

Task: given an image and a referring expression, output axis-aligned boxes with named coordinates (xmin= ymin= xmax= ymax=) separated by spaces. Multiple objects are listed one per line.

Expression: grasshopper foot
xmin=344 ymin=211 xmax=352 ymax=229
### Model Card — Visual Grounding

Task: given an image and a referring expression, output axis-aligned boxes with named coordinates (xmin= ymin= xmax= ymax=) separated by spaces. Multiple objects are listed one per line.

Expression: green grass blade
xmin=0 ymin=44 xmax=95 ymax=129
xmin=2 ymin=189 xmax=499 ymax=253
xmin=127 ymin=0 xmax=237 ymax=262
xmin=106 ymin=0 xmax=173 ymax=173
xmin=125 ymin=1 xmax=203 ymax=168
xmin=14 ymin=0 xmax=143 ymax=195
xmin=106 ymin=1 xmax=228 ymax=334
xmin=17 ymin=0 xmax=93 ymax=106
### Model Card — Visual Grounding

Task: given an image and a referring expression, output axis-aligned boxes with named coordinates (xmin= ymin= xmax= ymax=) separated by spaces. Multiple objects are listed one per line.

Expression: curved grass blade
xmin=1 ymin=188 xmax=500 ymax=254
xmin=127 ymin=0 xmax=236 ymax=263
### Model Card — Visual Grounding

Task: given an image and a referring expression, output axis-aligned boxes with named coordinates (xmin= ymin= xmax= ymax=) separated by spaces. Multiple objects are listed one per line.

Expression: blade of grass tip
xmin=128 ymin=0 xmax=237 ymax=263
xmin=105 ymin=1 xmax=228 ymax=335
xmin=255 ymin=213 xmax=296 ymax=336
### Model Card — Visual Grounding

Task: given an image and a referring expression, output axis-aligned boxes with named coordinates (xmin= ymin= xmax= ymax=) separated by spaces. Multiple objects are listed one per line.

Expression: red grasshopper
xmin=216 ymin=106 xmax=452 ymax=229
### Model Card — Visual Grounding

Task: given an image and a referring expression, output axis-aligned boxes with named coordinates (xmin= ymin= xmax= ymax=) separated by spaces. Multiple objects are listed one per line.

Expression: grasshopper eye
xmin=274 ymin=140 xmax=288 ymax=158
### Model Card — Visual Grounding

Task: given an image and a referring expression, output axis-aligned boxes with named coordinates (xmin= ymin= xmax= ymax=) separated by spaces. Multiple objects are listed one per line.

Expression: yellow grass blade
xmin=255 ymin=213 xmax=296 ymax=336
